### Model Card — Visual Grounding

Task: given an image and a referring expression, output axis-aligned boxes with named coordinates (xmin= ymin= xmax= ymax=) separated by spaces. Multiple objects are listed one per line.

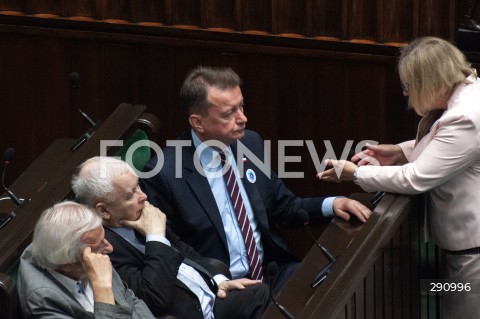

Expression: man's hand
xmin=352 ymin=143 xmax=407 ymax=166
xmin=81 ymin=246 xmax=115 ymax=304
xmin=120 ymin=201 xmax=167 ymax=237
xmin=216 ymin=278 xmax=262 ymax=299
xmin=332 ymin=197 xmax=372 ymax=223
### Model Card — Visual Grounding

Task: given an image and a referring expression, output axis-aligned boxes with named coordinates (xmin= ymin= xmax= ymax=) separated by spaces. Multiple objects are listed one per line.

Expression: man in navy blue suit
xmin=141 ymin=66 xmax=372 ymax=292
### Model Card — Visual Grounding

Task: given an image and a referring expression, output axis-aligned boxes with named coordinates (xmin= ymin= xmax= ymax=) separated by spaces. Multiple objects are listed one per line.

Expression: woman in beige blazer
xmin=319 ymin=36 xmax=480 ymax=318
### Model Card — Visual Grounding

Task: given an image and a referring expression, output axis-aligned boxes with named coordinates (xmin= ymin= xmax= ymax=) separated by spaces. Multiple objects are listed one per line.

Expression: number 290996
xmin=429 ymin=282 xmax=471 ymax=292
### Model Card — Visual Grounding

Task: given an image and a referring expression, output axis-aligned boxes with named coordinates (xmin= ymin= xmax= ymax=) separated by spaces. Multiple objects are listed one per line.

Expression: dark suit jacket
xmin=105 ymin=227 xmax=224 ymax=319
xmin=141 ymin=129 xmax=330 ymax=271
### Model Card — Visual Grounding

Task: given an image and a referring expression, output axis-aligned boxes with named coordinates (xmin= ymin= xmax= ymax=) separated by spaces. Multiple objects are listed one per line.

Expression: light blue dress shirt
xmin=192 ymin=132 xmax=263 ymax=279
xmin=191 ymin=130 xmax=338 ymax=279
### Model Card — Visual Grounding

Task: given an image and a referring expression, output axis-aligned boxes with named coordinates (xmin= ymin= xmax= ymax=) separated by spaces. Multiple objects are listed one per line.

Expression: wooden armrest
xmin=0 ymin=272 xmax=18 ymax=319
xmin=135 ymin=112 xmax=161 ymax=143
xmin=203 ymin=258 xmax=232 ymax=279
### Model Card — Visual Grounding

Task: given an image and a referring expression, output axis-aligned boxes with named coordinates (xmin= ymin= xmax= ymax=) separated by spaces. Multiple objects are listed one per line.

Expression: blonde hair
xmin=398 ymin=37 xmax=476 ymax=116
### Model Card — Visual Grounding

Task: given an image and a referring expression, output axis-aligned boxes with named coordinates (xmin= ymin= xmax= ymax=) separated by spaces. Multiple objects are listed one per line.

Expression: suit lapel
xmin=182 ymin=257 xmax=218 ymax=292
xmin=35 ymin=264 xmax=94 ymax=318
xmin=106 ymin=227 xmax=205 ymax=298
xmin=182 ymin=140 xmax=229 ymax=252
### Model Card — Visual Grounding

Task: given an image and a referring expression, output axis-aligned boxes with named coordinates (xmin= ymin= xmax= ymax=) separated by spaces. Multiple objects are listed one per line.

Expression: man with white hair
xmin=17 ymin=201 xmax=155 ymax=318
xmin=72 ymin=156 xmax=269 ymax=319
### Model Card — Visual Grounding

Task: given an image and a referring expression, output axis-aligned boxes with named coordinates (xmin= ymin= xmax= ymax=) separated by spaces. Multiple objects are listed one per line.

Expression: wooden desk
xmin=262 ymin=193 xmax=423 ymax=319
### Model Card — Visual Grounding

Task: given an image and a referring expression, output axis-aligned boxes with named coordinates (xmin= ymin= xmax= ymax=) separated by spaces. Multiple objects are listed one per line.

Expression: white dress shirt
xmin=108 ymin=227 xmax=218 ymax=319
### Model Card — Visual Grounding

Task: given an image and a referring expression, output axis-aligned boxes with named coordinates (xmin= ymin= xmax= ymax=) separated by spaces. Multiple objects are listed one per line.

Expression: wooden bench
xmin=0 ymin=103 xmax=159 ymax=319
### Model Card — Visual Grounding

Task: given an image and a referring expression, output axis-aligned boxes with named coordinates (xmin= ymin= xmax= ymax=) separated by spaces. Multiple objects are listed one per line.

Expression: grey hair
xmin=31 ymin=201 xmax=102 ymax=270
xmin=71 ymin=156 xmax=136 ymax=206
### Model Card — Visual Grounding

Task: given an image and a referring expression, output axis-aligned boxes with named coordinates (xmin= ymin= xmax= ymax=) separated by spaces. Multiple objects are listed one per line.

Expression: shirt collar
xmin=191 ymin=129 xmax=232 ymax=170
xmin=447 ymin=74 xmax=479 ymax=110
xmin=105 ymin=226 xmax=136 ymax=243
xmin=47 ymin=269 xmax=88 ymax=296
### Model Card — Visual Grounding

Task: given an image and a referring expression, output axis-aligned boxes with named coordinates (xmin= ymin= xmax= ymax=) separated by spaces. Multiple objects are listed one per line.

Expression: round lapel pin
xmin=246 ymin=169 xmax=256 ymax=183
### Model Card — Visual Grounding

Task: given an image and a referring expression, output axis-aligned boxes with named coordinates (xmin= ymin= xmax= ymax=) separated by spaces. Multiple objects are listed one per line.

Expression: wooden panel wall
xmin=0 ymin=0 xmax=456 ymax=41
xmin=0 ymin=0 xmax=475 ymax=201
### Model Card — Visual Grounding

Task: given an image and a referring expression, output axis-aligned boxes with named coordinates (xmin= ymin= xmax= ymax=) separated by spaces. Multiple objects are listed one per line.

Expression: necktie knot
xmin=218 ymin=151 xmax=228 ymax=166
xmin=217 ymin=151 xmax=233 ymax=175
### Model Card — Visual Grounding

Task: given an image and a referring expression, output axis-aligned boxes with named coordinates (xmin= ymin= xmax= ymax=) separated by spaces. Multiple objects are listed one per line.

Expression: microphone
xmin=69 ymin=71 xmax=96 ymax=127
xmin=78 ymin=108 xmax=96 ymax=128
xmin=2 ymin=148 xmax=22 ymax=206
xmin=70 ymin=70 xmax=79 ymax=88
xmin=370 ymin=191 xmax=386 ymax=206
xmin=298 ymin=209 xmax=335 ymax=263
xmin=296 ymin=209 xmax=336 ymax=288
xmin=69 ymin=71 xmax=101 ymax=151
xmin=267 ymin=262 xmax=295 ymax=319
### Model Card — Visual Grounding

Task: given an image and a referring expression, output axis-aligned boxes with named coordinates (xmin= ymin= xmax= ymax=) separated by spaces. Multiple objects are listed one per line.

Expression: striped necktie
xmin=220 ymin=151 xmax=263 ymax=281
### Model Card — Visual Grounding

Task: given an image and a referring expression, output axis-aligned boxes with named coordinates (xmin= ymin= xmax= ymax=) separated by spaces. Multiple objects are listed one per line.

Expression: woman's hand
xmin=352 ymin=143 xmax=407 ymax=166
xmin=316 ymin=159 xmax=357 ymax=182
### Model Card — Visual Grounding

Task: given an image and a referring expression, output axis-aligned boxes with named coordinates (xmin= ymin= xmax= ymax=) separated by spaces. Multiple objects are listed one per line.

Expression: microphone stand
xmin=69 ymin=71 xmax=102 ymax=151
xmin=1 ymin=147 xmax=30 ymax=230
xmin=70 ymin=121 xmax=101 ymax=151
xmin=301 ymin=214 xmax=337 ymax=288
xmin=267 ymin=262 xmax=295 ymax=319
xmin=311 ymin=258 xmax=336 ymax=288
xmin=0 ymin=197 xmax=29 ymax=230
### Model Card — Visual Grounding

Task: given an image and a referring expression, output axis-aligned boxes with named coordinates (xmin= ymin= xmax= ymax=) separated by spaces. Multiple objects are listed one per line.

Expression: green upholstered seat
xmin=115 ymin=129 xmax=151 ymax=171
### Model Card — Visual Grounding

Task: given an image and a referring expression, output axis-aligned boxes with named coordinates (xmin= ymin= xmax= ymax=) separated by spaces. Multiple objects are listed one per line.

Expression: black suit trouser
xmin=213 ymin=284 xmax=270 ymax=319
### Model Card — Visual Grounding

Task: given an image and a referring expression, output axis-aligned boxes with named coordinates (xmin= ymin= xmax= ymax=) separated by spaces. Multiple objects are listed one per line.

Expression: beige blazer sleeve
xmin=356 ymin=112 xmax=480 ymax=194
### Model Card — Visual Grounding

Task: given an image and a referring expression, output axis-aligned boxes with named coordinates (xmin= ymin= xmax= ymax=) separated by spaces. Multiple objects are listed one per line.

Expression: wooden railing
xmin=263 ymin=193 xmax=441 ymax=319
